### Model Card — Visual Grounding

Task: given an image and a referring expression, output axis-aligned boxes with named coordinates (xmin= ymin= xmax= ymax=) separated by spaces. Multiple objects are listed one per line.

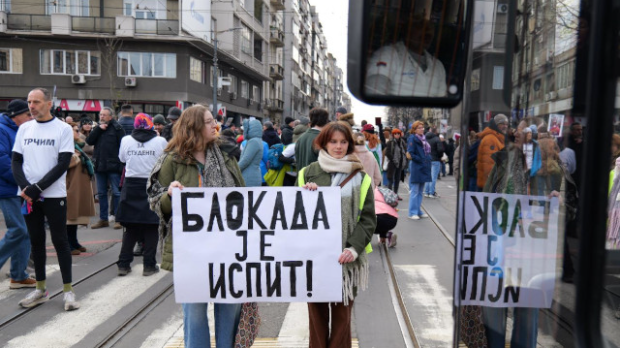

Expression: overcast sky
xmin=309 ymin=0 xmax=387 ymax=125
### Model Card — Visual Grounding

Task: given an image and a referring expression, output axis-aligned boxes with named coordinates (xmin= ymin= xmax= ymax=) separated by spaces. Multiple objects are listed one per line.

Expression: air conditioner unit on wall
xmin=125 ymin=77 xmax=137 ymax=87
xmin=71 ymin=74 xmax=86 ymax=85
xmin=230 ymin=92 xmax=237 ymax=100
xmin=217 ymin=88 xmax=222 ymax=96
xmin=497 ymin=3 xmax=508 ymax=13
xmin=249 ymin=99 xmax=254 ymax=106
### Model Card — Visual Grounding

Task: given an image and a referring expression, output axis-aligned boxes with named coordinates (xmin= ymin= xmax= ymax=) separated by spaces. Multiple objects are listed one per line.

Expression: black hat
xmin=167 ymin=107 xmax=182 ymax=120
xmin=336 ymin=106 xmax=347 ymax=114
xmin=7 ymin=99 xmax=28 ymax=118
xmin=285 ymin=117 xmax=295 ymax=125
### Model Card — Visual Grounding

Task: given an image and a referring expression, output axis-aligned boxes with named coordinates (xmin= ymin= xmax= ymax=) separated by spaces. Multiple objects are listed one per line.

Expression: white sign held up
xmin=456 ymin=192 xmax=560 ymax=308
xmin=171 ymin=187 xmax=343 ymax=303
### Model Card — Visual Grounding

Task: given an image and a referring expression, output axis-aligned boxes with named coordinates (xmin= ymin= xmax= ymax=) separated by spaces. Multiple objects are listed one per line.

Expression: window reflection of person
xmin=365 ymin=16 xmax=447 ymax=97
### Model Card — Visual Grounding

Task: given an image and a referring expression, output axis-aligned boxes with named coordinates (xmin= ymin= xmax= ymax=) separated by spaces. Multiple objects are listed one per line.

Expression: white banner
xmin=171 ymin=187 xmax=343 ymax=303
xmin=455 ymin=192 xmax=559 ymax=308
xmin=181 ymin=0 xmax=211 ymax=42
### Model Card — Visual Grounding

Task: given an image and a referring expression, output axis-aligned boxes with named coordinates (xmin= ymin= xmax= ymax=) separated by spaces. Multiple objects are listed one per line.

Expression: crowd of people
xmin=2 ymin=87 xmax=588 ymax=348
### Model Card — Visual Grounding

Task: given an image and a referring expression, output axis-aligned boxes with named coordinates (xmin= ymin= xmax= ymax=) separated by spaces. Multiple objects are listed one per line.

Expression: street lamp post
xmin=212 ymin=27 xmax=242 ymax=117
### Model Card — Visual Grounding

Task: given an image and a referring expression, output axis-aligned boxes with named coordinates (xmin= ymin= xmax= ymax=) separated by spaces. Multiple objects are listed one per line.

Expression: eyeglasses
xmin=205 ymin=118 xmax=216 ymax=126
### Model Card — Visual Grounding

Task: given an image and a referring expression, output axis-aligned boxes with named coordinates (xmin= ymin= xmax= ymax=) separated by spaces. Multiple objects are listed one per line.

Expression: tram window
xmin=347 ymin=0 xmax=472 ymax=107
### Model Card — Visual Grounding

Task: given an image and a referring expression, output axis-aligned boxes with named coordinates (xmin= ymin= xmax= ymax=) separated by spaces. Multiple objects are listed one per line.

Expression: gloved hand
xmin=23 ymin=185 xmax=42 ymax=202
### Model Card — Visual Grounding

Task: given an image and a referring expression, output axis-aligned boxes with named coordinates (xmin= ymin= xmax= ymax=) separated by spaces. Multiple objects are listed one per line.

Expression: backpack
xmin=267 ymin=143 xmax=285 ymax=170
xmin=377 ymin=186 xmax=399 ymax=207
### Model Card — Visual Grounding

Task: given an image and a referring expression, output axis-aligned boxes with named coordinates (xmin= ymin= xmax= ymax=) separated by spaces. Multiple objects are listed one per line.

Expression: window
xmin=0 ymin=0 xmax=10 ymax=12
xmin=471 ymin=68 xmax=480 ymax=91
xmin=209 ymin=67 xmax=223 ymax=87
xmin=492 ymin=66 xmax=504 ymax=90
xmin=190 ymin=57 xmax=205 ymax=83
xmin=241 ymin=24 xmax=252 ymax=55
xmin=254 ymin=0 xmax=263 ymax=23
xmin=40 ymin=49 xmax=100 ymax=75
xmin=0 ymin=48 xmax=23 ymax=74
xmin=46 ymin=0 xmax=89 ymax=16
xmin=123 ymin=0 xmax=160 ymax=19
xmin=252 ymin=85 xmax=260 ymax=101
xmin=230 ymin=75 xmax=238 ymax=93
xmin=117 ymin=52 xmax=176 ymax=78
xmin=254 ymin=38 xmax=263 ymax=62
xmin=241 ymin=80 xmax=249 ymax=99
xmin=239 ymin=0 xmax=245 ymax=9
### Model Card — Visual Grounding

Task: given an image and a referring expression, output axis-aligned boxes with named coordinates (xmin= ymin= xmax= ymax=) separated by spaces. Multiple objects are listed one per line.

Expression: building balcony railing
xmin=270 ymin=0 xmax=285 ymax=11
xmin=3 ymin=13 xmax=178 ymax=36
xmin=72 ymin=16 xmax=115 ymax=34
xmin=7 ymin=14 xmax=51 ymax=31
xmin=135 ymin=19 xmax=179 ymax=35
xmin=268 ymin=98 xmax=284 ymax=112
xmin=269 ymin=28 xmax=284 ymax=47
xmin=270 ymin=63 xmax=284 ymax=80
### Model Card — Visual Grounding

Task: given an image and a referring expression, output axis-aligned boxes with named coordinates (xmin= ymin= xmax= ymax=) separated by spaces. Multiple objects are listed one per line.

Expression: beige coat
xmin=354 ymin=145 xmax=382 ymax=189
xmin=66 ymin=151 xmax=96 ymax=224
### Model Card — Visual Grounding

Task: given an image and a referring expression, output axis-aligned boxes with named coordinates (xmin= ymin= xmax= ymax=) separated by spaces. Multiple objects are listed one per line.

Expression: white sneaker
xmin=424 ymin=194 xmax=431 ymax=198
xmin=64 ymin=291 xmax=80 ymax=311
xmin=409 ymin=215 xmax=420 ymax=220
xmin=419 ymin=213 xmax=429 ymax=218
xmin=19 ymin=289 xmax=49 ymax=308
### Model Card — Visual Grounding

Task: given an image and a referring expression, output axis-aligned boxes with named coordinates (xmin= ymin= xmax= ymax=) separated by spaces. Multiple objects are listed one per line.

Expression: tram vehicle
xmin=348 ymin=0 xmax=617 ymax=347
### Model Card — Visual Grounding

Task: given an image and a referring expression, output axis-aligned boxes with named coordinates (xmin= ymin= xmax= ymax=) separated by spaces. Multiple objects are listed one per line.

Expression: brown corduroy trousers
xmin=308 ymin=301 xmax=354 ymax=348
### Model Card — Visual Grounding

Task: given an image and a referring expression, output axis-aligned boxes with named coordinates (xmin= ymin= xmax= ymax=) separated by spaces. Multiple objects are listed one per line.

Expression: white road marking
xmin=277 ymin=302 xmax=309 ymax=346
xmin=395 ymin=265 xmax=454 ymax=345
xmin=5 ymin=264 xmax=167 ymax=348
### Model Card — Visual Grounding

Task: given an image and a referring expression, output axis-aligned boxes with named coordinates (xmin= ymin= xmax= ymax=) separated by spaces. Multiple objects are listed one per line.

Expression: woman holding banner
xmin=146 ymin=105 xmax=246 ymax=348
xmin=297 ymin=121 xmax=376 ymax=348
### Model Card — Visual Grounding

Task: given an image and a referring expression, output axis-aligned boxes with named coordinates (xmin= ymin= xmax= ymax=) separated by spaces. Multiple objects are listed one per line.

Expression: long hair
xmin=363 ymin=131 xmax=380 ymax=149
xmin=313 ymin=121 xmax=355 ymax=155
xmin=165 ymin=105 xmax=211 ymax=160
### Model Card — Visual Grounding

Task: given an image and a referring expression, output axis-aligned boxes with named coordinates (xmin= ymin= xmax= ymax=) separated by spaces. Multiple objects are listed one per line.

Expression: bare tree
xmin=97 ymin=37 xmax=125 ymax=110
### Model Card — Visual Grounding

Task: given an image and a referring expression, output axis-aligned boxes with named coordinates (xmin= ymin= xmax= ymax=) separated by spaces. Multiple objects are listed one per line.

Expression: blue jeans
xmin=382 ymin=171 xmax=389 ymax=186
xmin=482 ymin=306 xmax=539 ymax=348
xmin=0 ymin=197 xmax=31 ymax=281
xmin=95 ymin=171 xmax=121 ymax=221
xmin=183 ymin=302 xmax=242 ymax=348
xmin=424 ymin=161 xmax=441 ymax=195
xmin=408 ymin=182 xmax=425 ymax=217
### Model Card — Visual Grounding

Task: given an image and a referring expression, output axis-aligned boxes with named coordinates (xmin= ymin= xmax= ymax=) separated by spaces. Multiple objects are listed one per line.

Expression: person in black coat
xmin=280 ymin=117 xmax=295 ymax=145
xmin=262 ymin=121 xmax=282 ymax=148
xmin=445 ymin=137 xmax=455 ymax=175
xmin=85 ymin=107 xmax=126 ymax=229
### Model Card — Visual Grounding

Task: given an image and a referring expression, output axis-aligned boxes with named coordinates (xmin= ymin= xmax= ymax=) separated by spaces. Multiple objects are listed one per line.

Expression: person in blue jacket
xmin=0 ymin=99 xmax=35 ymax=289
xmin=407 ymin=120 xmax=432 ymax=220
xmin=238 ymin=119 xmax=264 ymax=187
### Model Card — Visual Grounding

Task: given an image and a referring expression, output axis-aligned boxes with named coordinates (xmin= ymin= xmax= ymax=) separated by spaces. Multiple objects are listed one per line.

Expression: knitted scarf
xmin=318 ymin=150 xmax=368 ymax=305
xmin=416 ymin=133 xmax=431 ymax=155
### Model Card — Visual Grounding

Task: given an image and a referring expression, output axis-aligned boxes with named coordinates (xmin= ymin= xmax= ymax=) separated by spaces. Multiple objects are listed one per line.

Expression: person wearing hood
xmin=339 ymin=112 xmax=356 ymax=128
xmin=423 ymin=127 xmax=444 ymax=198
xmin=292 ymin=117 xmax=310 ymax=143
xmin=353 ymin=132 xmax=382 ymax=188
xmin=239 ymin=119 xmax=264 ymax=187
xmin=115 ymin=113 xmax=168 ymax=277
xmin=476 ymin=114 xmax=508 ymax=190
xmin=281 ymin=117 xmax=295 ymax=145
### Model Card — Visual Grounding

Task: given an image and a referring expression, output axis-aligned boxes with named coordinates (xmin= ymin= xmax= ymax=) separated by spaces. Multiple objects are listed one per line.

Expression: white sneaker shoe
xmin=19 ymin=289 xmax=49 ymax=308
xmin=419 ymin=213 xmax=429 ymax=218
xmin=64 ymin=291 xmax=80 ymax=311
xmin=409 ymin=215 xmax=420 ymax=220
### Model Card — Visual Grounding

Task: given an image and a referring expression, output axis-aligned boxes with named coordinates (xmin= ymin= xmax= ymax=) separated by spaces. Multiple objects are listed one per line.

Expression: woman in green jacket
xmin=297 ymin=121 xmax=376 ymax=348
xmin=147 ymin=105 xmax=245 ymax=348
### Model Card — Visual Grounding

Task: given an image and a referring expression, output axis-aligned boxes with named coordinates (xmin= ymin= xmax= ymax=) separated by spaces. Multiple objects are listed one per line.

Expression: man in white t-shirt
xmin=365 ymin=17 xmax=447 ymax=97
xmin=11 ymin=88 xmax=80 ymax=311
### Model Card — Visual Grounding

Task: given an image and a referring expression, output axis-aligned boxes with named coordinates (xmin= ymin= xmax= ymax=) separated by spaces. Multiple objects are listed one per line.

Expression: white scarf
xmin=317 ymin=149 xmax=364 ymax=174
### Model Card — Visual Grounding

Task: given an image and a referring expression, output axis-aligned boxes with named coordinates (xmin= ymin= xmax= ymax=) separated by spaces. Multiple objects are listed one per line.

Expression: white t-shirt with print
xmin=119 ymin=135 xmax=168 ymax=178
xmin=366 ymin=42 xmax=447 ymax=97
xmin=13 ymin=117 xmax=74 ymax=198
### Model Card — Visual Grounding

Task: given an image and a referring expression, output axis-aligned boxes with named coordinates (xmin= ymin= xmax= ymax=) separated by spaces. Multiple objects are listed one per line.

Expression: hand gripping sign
xmin=171 ymin=187 xmax=343 ymax=303
xmin=455 ymin=192 xmax=560 ymax=308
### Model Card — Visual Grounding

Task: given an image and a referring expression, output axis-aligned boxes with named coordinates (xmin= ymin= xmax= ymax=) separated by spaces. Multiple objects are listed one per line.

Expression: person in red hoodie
xmin=374 ymin=187 xmax=399 ymax=247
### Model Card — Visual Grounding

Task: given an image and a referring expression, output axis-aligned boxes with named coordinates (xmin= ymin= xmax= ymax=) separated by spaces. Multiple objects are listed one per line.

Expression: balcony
xmin=270 ymin=0 xmax=285 ymax=11
xmin=72 ymin=16 xmax=115 ymax=34
xmin=6 ymin=14 xmax=51 ymax=31
xmin=268 ymin=98 xmax=284 ymax=112
xmin=135 ymin=19 xmax=179 ymax=35
xmin=269 ymin=28 xmax=284 ymax=47
xmin=270 ymin=63 xmax=284 ymax=80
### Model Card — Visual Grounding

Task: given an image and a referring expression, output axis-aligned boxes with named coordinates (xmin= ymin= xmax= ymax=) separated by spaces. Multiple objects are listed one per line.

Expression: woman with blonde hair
xmin=147 ymin=105 xmax=246 ymax=348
